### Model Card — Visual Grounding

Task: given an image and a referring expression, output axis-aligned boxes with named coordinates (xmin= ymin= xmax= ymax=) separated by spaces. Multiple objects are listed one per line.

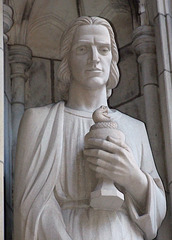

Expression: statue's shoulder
xmin=24 ymin=102 xmax=63 ymax=119
xmin=113 ymin=110 xmax=145 ymax=129
xmin=25 ymin=103 xmax=55 ymax=115
xmin=20 ymin=102 xmax=63 ymax=130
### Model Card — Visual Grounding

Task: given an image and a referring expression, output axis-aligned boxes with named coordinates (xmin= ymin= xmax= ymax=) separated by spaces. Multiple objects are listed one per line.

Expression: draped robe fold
xmin=14 ymin=102 xmax=65 ymax=240
xmin=13 ymin=101 xmax=166 ymax=240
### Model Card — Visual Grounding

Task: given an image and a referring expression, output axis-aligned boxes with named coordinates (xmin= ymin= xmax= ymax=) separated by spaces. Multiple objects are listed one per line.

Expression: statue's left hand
xmin=84 ymin=136 xmax=148 ymax=208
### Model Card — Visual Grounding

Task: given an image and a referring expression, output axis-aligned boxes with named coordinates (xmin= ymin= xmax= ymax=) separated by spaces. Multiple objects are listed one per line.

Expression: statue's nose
xmin=88 ymin=46 xmax=100 ymax=64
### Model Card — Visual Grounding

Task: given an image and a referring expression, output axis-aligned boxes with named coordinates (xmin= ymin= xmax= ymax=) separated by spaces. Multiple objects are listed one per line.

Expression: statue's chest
xmin=55 ymin=111 xmax=95 ymax=200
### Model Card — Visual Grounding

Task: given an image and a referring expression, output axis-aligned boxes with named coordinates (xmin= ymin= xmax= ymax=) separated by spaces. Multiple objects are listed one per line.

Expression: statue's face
xmin=69 ymin=25 xmax=112 ymax=90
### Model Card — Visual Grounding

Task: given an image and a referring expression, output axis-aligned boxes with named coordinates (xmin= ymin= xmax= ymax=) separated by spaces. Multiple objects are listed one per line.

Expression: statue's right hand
xmin=84 ymin=136 xmax=148 ymax=207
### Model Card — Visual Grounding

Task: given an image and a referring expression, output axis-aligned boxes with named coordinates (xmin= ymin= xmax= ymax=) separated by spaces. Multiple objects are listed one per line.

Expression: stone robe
xmin=14 ymin=101 xmax=166 ymax=240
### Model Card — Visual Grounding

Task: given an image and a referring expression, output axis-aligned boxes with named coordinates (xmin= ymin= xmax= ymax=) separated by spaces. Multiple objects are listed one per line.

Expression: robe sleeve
xmin=125 ymin=123 xmax=166 ymax=240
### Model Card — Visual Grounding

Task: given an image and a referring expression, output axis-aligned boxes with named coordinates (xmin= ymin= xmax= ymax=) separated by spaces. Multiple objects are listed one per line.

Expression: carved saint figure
xmin=14 ymin=17 xmax=166 ymax=240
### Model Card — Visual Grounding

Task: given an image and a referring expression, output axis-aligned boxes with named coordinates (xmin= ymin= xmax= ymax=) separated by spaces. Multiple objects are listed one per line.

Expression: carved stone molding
xmin=9 ymin=44 xmax=32 ymax=158
xmin=137 ymin=0 xmax=149 ymax=25
xmin=9 ymin=45 xmax=32 ymax=83
xmin=132 ymin=25 xmax=156 ymax=63
xmin=3 ymin=4 xmax=13 ymax=42
xmin=132 ymin=25 xmax=157 ymax=86
xmin=132 ymin=25 xmax=166 ymax=185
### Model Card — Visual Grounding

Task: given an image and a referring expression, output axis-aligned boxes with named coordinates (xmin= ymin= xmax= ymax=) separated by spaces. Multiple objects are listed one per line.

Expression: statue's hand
xmin=84 ymin=136 xmax=148 ymax=208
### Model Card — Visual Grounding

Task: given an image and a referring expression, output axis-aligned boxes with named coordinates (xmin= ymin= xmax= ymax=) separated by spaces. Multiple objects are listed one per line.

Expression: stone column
xmin=132 ymin=25 xmax=167 ymax=185
xmin=153 ymin=0 xmax=172 ymax=216
xmin=0 ymin=2 xmax=4 ymax=239
xmin=3 ymin=3 xmax=13 ymax=42
xmin=3 ymin=3 xmax=13 ymax=240
xmin=9 ymin=45 xmax=32 ymax=159
xmin=0 ymin=3 xmax=13 ymax=240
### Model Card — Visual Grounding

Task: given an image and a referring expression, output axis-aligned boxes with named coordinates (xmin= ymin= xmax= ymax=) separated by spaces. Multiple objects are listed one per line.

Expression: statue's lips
xmin=86 ymin=69 xmax=103 ymax=76
xmin=86 ymin=68 xmax=102 ymax=72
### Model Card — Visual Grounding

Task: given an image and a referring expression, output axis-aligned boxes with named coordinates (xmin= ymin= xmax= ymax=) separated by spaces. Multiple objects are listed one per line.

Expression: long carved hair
xmin=57 ymin=16 xmax=120 ymax=101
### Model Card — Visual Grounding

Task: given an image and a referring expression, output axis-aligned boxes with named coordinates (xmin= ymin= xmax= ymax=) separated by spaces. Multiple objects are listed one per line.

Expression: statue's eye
xmin=99 ymin=46 xmax=110 ymax=55
xmin=76 ymin=46 xmax=88 ymax=55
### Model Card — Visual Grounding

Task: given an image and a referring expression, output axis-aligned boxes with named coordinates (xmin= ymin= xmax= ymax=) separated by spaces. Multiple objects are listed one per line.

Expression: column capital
xmin=9 ymin=45 xmax=32 ymax=81
xmin=132 ymin=26 xmax=156 ymax=63
xmin=9 ymin=45 xmax=32 ymax=66
xmin=3 ymin=4 xmax=13 ymax=42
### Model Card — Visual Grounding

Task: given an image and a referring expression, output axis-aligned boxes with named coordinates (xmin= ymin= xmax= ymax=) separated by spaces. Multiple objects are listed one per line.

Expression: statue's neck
xmin=66 ymin=82 xmax=108 ymax=112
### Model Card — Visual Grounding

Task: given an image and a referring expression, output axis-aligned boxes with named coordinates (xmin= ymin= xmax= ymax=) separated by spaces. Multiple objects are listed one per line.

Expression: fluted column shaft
xmin=133 ymin=26 xmax=166 ymax=185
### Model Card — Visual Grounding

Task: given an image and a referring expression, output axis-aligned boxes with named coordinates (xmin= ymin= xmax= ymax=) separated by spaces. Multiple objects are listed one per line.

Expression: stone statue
xmin=14 ymin=16 xmax=166 ymax=240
